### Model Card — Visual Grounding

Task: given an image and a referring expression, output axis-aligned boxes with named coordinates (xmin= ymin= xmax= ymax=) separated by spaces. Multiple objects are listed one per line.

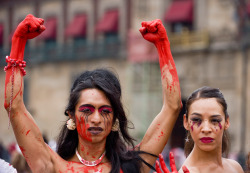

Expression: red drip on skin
xmin=19 ymin=146 xmax=25 ymax=155
xmin=191 ymin=121 xmax=195 ymax=131
xmin=76 ymin=116 xmax=92 ymax=142
xmin=197 ymin=121 xmax=201 ymax=127
xmin=4 ymin=68 xmax=23 ymax=108
xmin=80 ymin=144 xmax=85 ymax=152
xmin=158 ymin=131 xmax=164 ymax=141
xmin=26 ymin=129 xmax=31 ymax=136
xmin=19 ymin=146 xmax=30 ymax=166
xmin=218 ymin=122 xmax=222 ymax=130
xmin=23 ymin=113 xmax=40 ymax=131
xmin=4 ymin=68 xmax=23 ymax=109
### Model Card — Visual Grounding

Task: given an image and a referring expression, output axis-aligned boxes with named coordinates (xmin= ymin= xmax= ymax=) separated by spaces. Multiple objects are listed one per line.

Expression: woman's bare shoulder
xmin=223 ymin=158 xmax=244 ymax=173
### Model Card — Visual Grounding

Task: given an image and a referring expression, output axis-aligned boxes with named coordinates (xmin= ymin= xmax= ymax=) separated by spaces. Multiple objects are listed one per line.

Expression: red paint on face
xmin=79 ymin=106 xmax=95 ymax=113
xmin=191 ymin=121 xmax=195 ymax=131
xmin=218 ymin=122 xmax=222 ymax=130
xmin=197 ymin=121 xmax=201 ymax=127
xmin=76 ymin=116 xmax=92 ymax=142
xmin=98 ymin=106 xmax=112 ymax=114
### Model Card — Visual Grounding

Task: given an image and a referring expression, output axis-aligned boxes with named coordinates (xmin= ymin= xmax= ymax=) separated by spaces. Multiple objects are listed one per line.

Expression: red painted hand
xmin=154 ymin=153 xmax=190 ymax=173
xmin=13 ymin=14 xmax=45 ymax=40
xmin=139 ymin=19 xmax=169 ymax=44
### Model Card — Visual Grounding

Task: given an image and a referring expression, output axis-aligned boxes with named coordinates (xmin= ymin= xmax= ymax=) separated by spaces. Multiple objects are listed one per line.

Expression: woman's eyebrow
xmin=99 ymin=105 xmax=112 ymax=108
xmin=210 ymin=114 xmax=222 ymax=118
xmin=79 ymin=104 xmax=94 ymax=108
xmin=190 ymin=112 xmax=202 ymax=116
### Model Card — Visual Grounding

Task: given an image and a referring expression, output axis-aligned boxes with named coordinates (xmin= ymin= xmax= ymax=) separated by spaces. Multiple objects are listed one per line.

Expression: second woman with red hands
xmin=4 ymin=14 xmax=182 ymax=173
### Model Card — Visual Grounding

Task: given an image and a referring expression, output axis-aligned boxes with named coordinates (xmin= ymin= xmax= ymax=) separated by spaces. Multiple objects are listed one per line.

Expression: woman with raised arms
xmin=4 ymin=14 xmax=182 ymax=173
xmin=155 ymin=87 xmax=244 ymax=173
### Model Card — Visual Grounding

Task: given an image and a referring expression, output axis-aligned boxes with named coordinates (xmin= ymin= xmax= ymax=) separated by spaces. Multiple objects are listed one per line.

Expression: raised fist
xmin=154 ymin=153 xmax=190 ymax=173
xmin=139 ymin=19 xmax=169 ymax=44
xmin=13 ymin=14 xmax=46 ymax=40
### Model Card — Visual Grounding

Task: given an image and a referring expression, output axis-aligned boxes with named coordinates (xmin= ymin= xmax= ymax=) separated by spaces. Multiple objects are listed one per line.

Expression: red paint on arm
xmin=26 ymin=129 xmax=31 ymax=136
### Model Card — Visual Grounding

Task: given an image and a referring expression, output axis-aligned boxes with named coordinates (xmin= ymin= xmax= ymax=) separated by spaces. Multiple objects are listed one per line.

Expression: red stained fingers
xmin=14 ymin=14 xmax=45 ymax=40
xmin=169 ymin=152 xmax=178 ymax=172
xmin=155 ymin=160 xmax=162 ymax=173
xmin=182 ymin=165 xmax=190 ymax=173
xmin=159 ymin=154 xmax=170 ymax=173
xmin=139 ymin=26 xmax=147 ymax=35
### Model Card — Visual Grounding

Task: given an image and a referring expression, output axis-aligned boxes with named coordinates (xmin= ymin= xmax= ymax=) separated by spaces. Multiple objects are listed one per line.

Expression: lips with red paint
xmin=88 ymin=127 xmax=103 ymax=135
xmin=200 ymin=137 xmax=214 ymax=143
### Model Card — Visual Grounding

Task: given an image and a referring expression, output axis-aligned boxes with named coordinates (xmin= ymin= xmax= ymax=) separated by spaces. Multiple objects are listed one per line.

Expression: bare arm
xmin=4 ymin=14 xmax=54 ymax=172
xmin=138 ymin=19 xmax=182 ymax=171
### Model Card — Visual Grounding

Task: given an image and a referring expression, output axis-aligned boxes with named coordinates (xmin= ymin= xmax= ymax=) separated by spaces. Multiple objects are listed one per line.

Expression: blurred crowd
xmin=0 ymin=134 xmax=57 ymax=173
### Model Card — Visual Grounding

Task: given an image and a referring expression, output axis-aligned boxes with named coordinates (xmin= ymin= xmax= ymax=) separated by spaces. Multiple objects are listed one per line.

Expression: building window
xmin=164 ymin=0 xmax=193 ymax=32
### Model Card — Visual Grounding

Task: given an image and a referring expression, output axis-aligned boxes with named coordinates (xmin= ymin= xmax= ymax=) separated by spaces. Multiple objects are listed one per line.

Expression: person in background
xmin=0 ymin=159 xmax=17 ymax=173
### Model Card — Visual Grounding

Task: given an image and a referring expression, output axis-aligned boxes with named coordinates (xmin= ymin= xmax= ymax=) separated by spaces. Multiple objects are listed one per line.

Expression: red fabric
xmin=165 ymin=0 xmax=193 ymax=23
xmin=128 ymin=30 xmax=158 ymax=63
xmin=95 ymin=10 xmax=119 ymax=33
xmin=0 ymin=24 xmax=3 ymax=45
xmin=39 ymin=17 xmax=57 ymax=40
xmin=247 ymin=3 xmax=250 ymax=15
xmin=65 ymin=14 xmax=87 ymax=37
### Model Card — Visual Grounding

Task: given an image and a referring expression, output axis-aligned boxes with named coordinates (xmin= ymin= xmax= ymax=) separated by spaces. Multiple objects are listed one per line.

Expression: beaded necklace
xmin=75 ymin=149 xmax=106 ymax=167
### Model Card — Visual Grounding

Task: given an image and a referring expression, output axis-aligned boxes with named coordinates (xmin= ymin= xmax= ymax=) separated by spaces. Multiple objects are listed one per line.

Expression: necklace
xmin=76 ymin=149 xmax=106 ymax=167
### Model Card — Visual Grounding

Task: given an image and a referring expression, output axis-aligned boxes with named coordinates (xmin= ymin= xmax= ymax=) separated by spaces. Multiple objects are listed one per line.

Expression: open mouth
xmin=88 ymin=127 xmax=103 ymax=135
xmin=200 ymin=137 xmax=214 ymax=143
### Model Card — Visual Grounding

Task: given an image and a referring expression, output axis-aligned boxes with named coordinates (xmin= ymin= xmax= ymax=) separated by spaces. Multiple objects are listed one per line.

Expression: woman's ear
xmin=68 ymin=111 xmax=75 ymax=121
xmin=224 ymin=117 xmax=230 ymax=130
xmin=183 ymin=114 xmax=190 ymax=130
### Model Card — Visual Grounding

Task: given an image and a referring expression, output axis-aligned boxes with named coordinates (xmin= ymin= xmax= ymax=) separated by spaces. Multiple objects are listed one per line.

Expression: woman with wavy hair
xmin=155 ymin=87 xmax=244 ymax=173
xmin=4 ymin=14 xmax=182 ymax=172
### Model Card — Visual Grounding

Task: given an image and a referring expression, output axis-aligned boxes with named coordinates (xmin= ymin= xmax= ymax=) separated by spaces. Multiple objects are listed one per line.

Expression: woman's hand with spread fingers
xmin=154 ymin=153 xmax=190 ymax=173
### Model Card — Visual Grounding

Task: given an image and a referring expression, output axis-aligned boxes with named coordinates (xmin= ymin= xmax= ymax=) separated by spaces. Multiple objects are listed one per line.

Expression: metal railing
xmin=0 ymin=37 xmax=124 ymax=66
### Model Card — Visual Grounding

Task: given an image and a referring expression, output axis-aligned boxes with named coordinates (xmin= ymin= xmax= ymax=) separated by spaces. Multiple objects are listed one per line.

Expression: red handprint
xmin=139 ymin=19 xmax=169 ymax=44
xmin=154 ymin=152 xmax=190 ymax=173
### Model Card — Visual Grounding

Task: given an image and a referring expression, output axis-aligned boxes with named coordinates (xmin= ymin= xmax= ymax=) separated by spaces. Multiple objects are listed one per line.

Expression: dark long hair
xmin=184 ymin=86 xmax=230 ymax=157
xmin=57 ymin=68 xmax=154 ymax=173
